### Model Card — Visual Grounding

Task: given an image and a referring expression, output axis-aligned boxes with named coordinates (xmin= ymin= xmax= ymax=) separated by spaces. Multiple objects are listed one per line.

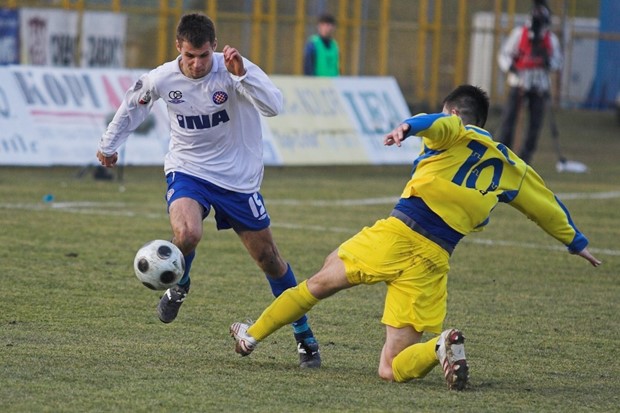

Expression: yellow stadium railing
xmin=0 ymin=0 xmax=609 ymax=110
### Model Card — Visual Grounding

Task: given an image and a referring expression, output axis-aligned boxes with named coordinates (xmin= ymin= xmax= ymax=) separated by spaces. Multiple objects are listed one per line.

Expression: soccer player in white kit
xmin=96 ymin=13 xmax=321 ymax=368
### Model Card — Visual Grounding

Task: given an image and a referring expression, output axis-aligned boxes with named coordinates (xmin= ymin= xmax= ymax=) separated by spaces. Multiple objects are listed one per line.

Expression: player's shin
xmin=248 ymin=280 xmax=319 ymax=341
xmin=177 ymin=250 xmax=195 ymax=288
xmin=391 ymin=337 xmax=440 ymax=382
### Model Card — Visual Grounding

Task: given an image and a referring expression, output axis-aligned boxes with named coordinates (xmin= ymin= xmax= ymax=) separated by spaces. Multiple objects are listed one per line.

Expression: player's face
xmin=176 ymin=39 xmax=216 ymax=79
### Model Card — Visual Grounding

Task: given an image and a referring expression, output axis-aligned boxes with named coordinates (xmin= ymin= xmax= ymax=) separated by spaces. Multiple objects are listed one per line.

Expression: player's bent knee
xmin=174 ymin=229 xmax=201 ymax=252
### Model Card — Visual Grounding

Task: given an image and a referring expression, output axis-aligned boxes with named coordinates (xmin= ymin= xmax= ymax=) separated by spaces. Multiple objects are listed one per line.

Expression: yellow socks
xmin=391 ymin=336 xmax=440 ymax=382
xmin=245 ymin=278 xmax=439 ymax=383
xmin=248 ymin=280 xmax=319 ymax=341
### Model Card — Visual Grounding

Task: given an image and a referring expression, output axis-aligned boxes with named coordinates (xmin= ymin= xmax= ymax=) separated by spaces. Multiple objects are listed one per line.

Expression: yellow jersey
xmin=395 ymin=113 xmax=588 ymax=254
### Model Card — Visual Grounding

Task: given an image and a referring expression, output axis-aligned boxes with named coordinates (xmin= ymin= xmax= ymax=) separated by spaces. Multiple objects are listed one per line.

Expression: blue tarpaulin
xmin=584 ymin=0 xmax=620 ymax=109
xmin=0 ymin=8 xmax=19 ymax=65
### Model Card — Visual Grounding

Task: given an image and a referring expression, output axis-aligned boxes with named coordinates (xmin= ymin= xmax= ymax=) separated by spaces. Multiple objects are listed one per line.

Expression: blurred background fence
xmin=1 ymin=0 xmax=618 ymax=111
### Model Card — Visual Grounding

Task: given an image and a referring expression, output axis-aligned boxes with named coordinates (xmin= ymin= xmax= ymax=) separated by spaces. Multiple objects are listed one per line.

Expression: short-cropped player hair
xmin=177 ymin=13 xmax=216 ymax=47
xmin=443 ymin=85 xmax=490 ymax=128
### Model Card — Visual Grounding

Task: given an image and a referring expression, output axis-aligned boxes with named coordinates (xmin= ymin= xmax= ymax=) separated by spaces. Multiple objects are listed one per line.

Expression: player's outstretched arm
xmin=384 ymin=123 xmax=410 ymax=147
xmin=574 ymin=247 xmax=602 ymax=267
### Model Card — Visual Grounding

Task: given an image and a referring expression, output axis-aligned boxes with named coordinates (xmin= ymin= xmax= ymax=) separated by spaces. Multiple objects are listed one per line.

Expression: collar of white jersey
xmin=211 ymin=53 xmax=221 ymax=74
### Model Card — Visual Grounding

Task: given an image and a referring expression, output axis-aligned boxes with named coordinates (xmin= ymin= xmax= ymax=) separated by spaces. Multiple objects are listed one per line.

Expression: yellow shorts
xmin=338 ymin=216 xmax=450 ymax=334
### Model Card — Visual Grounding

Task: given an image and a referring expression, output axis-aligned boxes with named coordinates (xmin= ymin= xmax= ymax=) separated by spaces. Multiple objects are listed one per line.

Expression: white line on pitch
xmin=2 ymin=190 xmax=619 ymax=256
xmin=268 ymin=190 xmax=620 ymax=206
xmin=2 ymin=190 xmax=619 ymax=212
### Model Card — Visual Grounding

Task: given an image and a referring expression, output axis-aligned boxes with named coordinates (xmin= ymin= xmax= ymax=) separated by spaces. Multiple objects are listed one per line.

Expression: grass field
xmin=1 ymin=108 xmax=619 ymax=412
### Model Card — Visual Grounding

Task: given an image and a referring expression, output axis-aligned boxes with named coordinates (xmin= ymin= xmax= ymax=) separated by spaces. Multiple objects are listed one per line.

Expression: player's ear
xmin=213 ymin=39 xmax=217 ymax=51
xmin=175 ymin=39 xmax=182 ymax=53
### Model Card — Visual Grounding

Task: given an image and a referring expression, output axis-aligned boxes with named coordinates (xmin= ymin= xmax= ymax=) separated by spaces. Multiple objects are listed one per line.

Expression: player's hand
xmin=574 ymin=247 xmax=602 ymax=267
xmin=384 ymin=123 xmax=410 ymax=147
xmin=97 ymin=150 xmax=118 ymax=167
xmin=222 ymin=45 xmax=246 ymax=77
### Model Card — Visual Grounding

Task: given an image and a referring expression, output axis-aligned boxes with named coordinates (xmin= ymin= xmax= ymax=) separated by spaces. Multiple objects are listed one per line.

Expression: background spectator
xmin=303 ymin=13 xmax=340 ymax=76
xmin=496 ymin=0 xmax=562 ymax=164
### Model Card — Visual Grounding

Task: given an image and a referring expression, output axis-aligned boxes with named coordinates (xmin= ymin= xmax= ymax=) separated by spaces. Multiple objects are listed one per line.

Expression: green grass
xmin=1 ymin=108 xmax=619 ymax=412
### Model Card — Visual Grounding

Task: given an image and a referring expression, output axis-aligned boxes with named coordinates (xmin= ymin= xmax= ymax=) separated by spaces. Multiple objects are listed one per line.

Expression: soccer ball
xmin=133 ymin=240 xmax=185 ymax=290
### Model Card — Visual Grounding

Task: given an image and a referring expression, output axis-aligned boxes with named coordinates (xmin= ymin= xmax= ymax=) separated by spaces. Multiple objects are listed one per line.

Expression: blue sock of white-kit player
xmin=265 ymin=263 xmax=310 ymax=333
xmin=177 ymin=250 xmax=195 ymax=290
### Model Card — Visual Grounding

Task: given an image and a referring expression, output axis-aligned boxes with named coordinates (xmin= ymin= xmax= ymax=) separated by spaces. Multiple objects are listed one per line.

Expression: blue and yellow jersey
xmin=395 ymin=113 xmax=588 ymax=253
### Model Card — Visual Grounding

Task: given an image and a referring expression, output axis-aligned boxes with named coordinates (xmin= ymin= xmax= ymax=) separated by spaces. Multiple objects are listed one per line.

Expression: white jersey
xmin=99 ymin=53 xmax=283 ymax=193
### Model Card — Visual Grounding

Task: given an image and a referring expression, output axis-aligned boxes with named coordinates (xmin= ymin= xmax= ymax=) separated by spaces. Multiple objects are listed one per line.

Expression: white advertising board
xmin=0 ymin=65 xmax=169 ymax=166
xmin=19 ymin=8 xmax=80 ymax=67
xmin=332 ymin=76 xmax=419 ymax=164
xmin=262 ymin=76 xmax=368 ymax=165
xmin=0 ymin=67 xmax=420 ymax=167
xmin=81 ymin=11 xmax=127 ymax=68
xmin=261 ymin=76 xmax=420 ymax=165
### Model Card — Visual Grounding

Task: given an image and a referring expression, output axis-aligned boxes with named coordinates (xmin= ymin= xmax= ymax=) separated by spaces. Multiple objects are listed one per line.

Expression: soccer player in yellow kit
xmin=230 ymin=85 xmax=601 ymax=390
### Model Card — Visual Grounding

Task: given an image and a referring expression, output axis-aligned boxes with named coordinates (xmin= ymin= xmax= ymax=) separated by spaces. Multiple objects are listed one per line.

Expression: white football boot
xmin=436 ymin=328 xmax=469 ymax=390
xmin=230 ymin=321 xmax=258 ymax=356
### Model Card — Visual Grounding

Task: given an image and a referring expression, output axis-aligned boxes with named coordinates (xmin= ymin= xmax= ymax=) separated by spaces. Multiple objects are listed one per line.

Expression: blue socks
xmin=179 ymin=255 xmax=312 ymax=337
xmin=265 ymin=263 xmax=309 ymax=331
xmin=177 ymin=249 xmax=195 ymax=289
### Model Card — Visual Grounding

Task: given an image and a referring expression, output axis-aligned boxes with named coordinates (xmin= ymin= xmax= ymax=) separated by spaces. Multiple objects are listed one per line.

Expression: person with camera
xmin=497 ymin=0 xmax=562 ymax=165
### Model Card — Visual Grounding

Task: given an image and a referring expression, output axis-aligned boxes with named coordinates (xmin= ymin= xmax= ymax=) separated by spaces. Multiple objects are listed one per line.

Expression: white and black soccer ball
xmin=133 ymin=240 xmax=185 ymax=290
